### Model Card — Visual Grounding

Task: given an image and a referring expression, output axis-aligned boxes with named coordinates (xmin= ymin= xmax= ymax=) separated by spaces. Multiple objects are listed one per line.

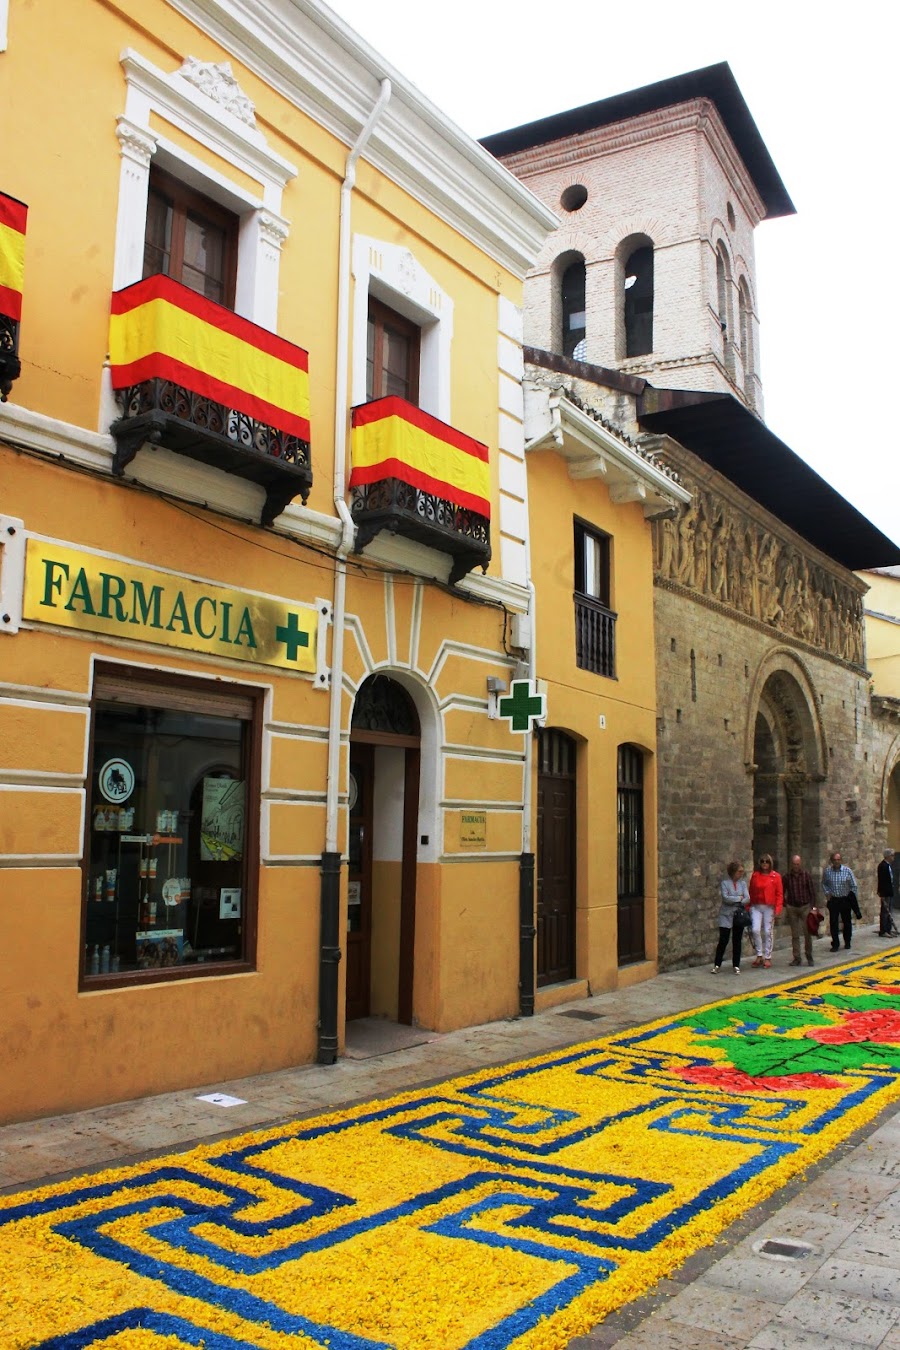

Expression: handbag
xmin=734 ymin=907 xmax=752 ymax=931
xmin=807 ymin=906 xmax=825 ymax=937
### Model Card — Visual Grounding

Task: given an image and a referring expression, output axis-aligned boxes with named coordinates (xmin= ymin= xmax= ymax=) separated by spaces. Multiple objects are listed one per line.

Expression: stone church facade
xmin=484 ymin=65 xmax=900 ymax=968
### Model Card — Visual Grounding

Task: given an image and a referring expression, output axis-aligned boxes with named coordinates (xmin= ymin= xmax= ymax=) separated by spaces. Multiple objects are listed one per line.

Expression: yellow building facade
xmin=0 ymin=0 xmax=679 ymax=1124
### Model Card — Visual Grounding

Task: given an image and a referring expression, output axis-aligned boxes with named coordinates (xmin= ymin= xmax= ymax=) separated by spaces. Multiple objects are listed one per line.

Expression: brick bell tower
xmin=482 ymin=64 xmax=796 ymax=418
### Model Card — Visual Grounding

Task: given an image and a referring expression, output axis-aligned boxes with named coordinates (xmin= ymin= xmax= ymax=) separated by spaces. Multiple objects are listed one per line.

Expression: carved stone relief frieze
xmin=653 ymin=485 xmax=864 ymax=666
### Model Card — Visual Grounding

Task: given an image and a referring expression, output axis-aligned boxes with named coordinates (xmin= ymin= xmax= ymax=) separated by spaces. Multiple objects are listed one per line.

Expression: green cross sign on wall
xmin=275 ymin=612 xmax=311 ymax=662
xmin=497 ymin=679 xmax=546 ymax=733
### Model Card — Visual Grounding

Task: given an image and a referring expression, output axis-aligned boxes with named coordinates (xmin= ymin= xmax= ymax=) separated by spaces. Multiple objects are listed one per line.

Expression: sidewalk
xmin=4 ymin=923 xmax=900 ymax=1349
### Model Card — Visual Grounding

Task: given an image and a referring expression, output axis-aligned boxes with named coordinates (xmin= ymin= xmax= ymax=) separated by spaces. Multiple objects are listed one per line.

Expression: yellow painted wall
xmin=0 ymin=0 xmax=521 ymax=543
xmin=528 ymin=449 xmax=659 ymax=994
xmin=0 ymin=0 xmax=540 ymax=1120
xmin=859 ymin=572 xmax=900 ymax=699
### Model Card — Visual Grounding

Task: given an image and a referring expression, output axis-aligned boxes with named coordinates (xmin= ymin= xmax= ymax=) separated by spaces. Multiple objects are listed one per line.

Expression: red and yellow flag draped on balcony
xmin=0 ymin=191 xmax=27 ymax=325
xmin=108 ymin=274 xmax=310 ymax=444
xmin=350 ymin=397 xmax=491 ymax=518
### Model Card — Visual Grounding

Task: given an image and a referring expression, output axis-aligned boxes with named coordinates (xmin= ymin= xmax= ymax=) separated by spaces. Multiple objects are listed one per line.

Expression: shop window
xmin=82 ymin=668 xmax=260 ymax=985
xmin=574 ymin=519 xmax=616 ymax=678
xmin=143 ymin=167 xmax=238 ymax=309
xmin=366 ymin=297 xmax=421 ymax=404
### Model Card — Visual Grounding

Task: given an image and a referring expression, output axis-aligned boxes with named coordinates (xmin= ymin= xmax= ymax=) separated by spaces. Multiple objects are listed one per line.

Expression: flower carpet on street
xmin=8 ymin=954 xmax=900 ymax=1350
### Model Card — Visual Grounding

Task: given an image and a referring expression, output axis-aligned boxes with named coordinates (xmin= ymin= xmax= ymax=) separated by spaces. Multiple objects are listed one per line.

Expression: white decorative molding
xmin=177 ymin=56 xmax=256 ymax=127
xmin=352 ymin=235 xmax=453 ymax=421
xmin=161 ymin=0 xmax=557 ymax=278
xmin=258 ymin=210 xmax=290 ymax=249
xmin=115 ymin=117 xmax=157 ymax=169
xmin=0 ymin=0 xmax=8 ymax=52
xmin=112 ymin=49 xmax=298 ymax=331
xmin=523 ymin=383 xmax=691 ymax=517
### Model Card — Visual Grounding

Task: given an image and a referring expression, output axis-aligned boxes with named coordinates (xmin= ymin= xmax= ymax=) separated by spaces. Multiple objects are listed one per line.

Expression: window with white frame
xmin=113 ymin=50 xmax=296 ymax=332
xmin=351 ymin=235 xmax=453 ymax=421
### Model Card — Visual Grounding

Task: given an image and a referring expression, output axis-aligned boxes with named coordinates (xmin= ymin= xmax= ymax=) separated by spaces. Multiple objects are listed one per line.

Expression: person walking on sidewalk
xmin=878 ymin=848 xmax=896 ymax=937
xmin=714 ymin=861 xmax=750 ymax=974
xmin=784 ymin=854 xmax=816 ymax=966
xmin=822 ymin=850 xmax=859 ymax=951
xmin=749 ymin=854 xmax=783 ymax=968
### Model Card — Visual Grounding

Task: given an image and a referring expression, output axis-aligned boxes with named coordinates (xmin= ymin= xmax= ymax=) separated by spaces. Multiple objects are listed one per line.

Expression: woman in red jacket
xmin=748 ymin=854 xmax=783 ymax=968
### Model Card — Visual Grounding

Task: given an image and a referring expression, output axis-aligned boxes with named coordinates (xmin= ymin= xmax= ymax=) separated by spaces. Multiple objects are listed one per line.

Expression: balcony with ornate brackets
xmin=349 ymin=397 xmax=491 ymax=585
xmin=108 ymin=275 xmax=312 ymax=527
xmin=0 ymin=191 xmax=28 ymax=402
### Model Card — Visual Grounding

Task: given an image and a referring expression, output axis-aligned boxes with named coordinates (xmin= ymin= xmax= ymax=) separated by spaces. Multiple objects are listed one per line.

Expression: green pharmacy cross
xmin=275 ymin=611 xmax=310 ymax=662
xmin=498 ymin=679 xmax=545 ymax=733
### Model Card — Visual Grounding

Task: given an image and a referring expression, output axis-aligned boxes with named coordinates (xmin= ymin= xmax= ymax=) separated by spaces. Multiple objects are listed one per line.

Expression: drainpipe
xmin=318 ymin=78 xmax=392 ymax=1065
xmin=518 ymin=567 xmax=537 ymax=1017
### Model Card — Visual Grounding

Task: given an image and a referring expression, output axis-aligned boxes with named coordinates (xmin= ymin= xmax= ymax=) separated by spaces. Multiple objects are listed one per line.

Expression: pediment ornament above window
xmin=176 ymin=57 xmax=256 ymax=128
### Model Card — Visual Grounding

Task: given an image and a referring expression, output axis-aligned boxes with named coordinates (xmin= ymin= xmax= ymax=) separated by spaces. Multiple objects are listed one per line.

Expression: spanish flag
xmin=0 ymin=192 xmax=27 ymax=324
xmin=351 ymin=397 xmax=491 ymax=518
xmin=109 ymin=274 xmax=310 ymax=443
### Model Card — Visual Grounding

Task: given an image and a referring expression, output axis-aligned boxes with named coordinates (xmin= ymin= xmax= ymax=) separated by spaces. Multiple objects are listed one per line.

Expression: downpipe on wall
xmin=318 ymin=78 xmax=392 ymax=1065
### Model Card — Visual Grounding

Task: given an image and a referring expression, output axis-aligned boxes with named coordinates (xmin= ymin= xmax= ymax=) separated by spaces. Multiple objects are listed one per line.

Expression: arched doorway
xmin=536 ymin=729 xmax=577 ymax=986
xmin=749 ymin=664 xmax=823 ymax=871
xmin=348 ymin=674 xmax=420 ymax=1024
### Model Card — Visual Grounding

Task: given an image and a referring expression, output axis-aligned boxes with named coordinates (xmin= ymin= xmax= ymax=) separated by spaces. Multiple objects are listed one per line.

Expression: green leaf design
xmin=820 ymin=993 xmax=900 ymax=1013
xmin=697 ymin=1031 xmax=900 ymax=1078
xmin=687 ymin=997 xmax=832 ymax=1033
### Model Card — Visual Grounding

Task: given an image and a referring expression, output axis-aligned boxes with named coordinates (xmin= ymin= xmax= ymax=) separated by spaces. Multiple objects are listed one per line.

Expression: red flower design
xmin=676 ymin=1065 xmax=842 ymax=1092
xmin=808 ymin=1008 xmax=900 ymax=1045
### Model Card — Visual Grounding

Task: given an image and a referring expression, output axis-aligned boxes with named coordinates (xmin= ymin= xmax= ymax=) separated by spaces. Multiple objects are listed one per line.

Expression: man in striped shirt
xmin=822 ymin=851 xmax=859 ymax=952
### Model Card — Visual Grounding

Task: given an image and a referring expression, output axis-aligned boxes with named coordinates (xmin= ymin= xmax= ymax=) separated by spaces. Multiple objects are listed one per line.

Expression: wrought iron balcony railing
xmin=575 ymin=592 xmax=617 ymax=678
xmin=349 ymin=397 xmax=491 ymax=585
xmin=108 ymin=275 xmax=312 ymax=527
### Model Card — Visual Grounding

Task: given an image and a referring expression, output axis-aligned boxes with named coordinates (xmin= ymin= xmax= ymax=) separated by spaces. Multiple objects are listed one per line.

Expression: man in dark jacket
xmin=784 ymin=854 xmax=816 ymax=966
xmin=878 ymin=848 xmax=896 ymax=937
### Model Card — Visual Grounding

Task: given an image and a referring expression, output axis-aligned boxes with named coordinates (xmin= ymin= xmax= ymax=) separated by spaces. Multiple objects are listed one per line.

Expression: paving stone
xmin=806 ymin=1257 xmax=900 ymax=1304
xmin=770 ymin=1288 xmax=900 ymax=1346
xmin=699 ymin=1249 xmax=814 ymax=1301
xmin=655 ymin=1283 xmax=778 ymax=1338
xmin=747 ymin=1323 xmax=874 ymax=1350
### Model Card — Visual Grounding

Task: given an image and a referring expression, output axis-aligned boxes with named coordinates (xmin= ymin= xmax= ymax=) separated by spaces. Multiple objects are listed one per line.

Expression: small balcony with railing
xmin=0 ymin=191 xmax=27 ymax=402
xmin=349 ymin=396 xmax=491 ymax=585
xmin=108 ymin=275 xmax=312 ymax=527
xmin=575 ymin=592 xmax=617 ymax=678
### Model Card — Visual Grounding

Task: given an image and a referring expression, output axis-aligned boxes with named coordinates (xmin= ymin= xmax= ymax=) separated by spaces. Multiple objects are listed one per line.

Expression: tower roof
xmin=481 ymin=62 xmax=795 ymax=220
xmin=638 ymin=388 xmax=900 ymax=568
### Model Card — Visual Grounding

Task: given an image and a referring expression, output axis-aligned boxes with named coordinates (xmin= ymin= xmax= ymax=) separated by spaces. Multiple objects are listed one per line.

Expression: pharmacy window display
xmin=82 ymin=668 xmax=259 ymax=984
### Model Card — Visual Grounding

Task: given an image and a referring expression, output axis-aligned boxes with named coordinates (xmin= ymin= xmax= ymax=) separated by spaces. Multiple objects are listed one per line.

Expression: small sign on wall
xmin=459 ymin=812 xmax=487 ymax=849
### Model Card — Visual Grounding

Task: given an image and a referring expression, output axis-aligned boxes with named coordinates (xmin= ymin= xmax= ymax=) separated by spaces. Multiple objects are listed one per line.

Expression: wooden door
xmin=346 ymin=746 xmax=373 ymax=1020
xmin=617 ymin=745 xmax=645 ymax=965
xmin=536 ymin=730 xmax=576 ymax=986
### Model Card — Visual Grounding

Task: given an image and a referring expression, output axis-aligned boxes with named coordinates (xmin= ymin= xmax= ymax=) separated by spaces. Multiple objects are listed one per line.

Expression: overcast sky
xmin=327 ymin=0 xmax=899 ymax=553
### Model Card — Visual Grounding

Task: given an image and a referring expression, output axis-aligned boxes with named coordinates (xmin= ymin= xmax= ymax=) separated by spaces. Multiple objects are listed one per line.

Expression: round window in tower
xmin=560 ymin=184 xmax=588 ymax=213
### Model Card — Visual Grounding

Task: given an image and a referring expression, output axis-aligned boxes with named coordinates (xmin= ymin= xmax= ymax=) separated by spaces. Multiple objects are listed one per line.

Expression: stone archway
xmin=882 ymin=732 xmax=900 ymax=849
xmin=746 ymin=650 xmax=826 ymax=871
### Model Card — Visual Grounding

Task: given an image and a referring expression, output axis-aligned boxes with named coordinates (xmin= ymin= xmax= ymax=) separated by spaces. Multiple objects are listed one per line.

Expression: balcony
xmin=349 ymin=397 xmax=491 ymax=585
xmin=0 ymin=191 xmax=27 ymax=401
xmin=575 ymin=593 xmax=617 ymax=678
xmin=108 ymin=275 xmax=312 ymax=527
